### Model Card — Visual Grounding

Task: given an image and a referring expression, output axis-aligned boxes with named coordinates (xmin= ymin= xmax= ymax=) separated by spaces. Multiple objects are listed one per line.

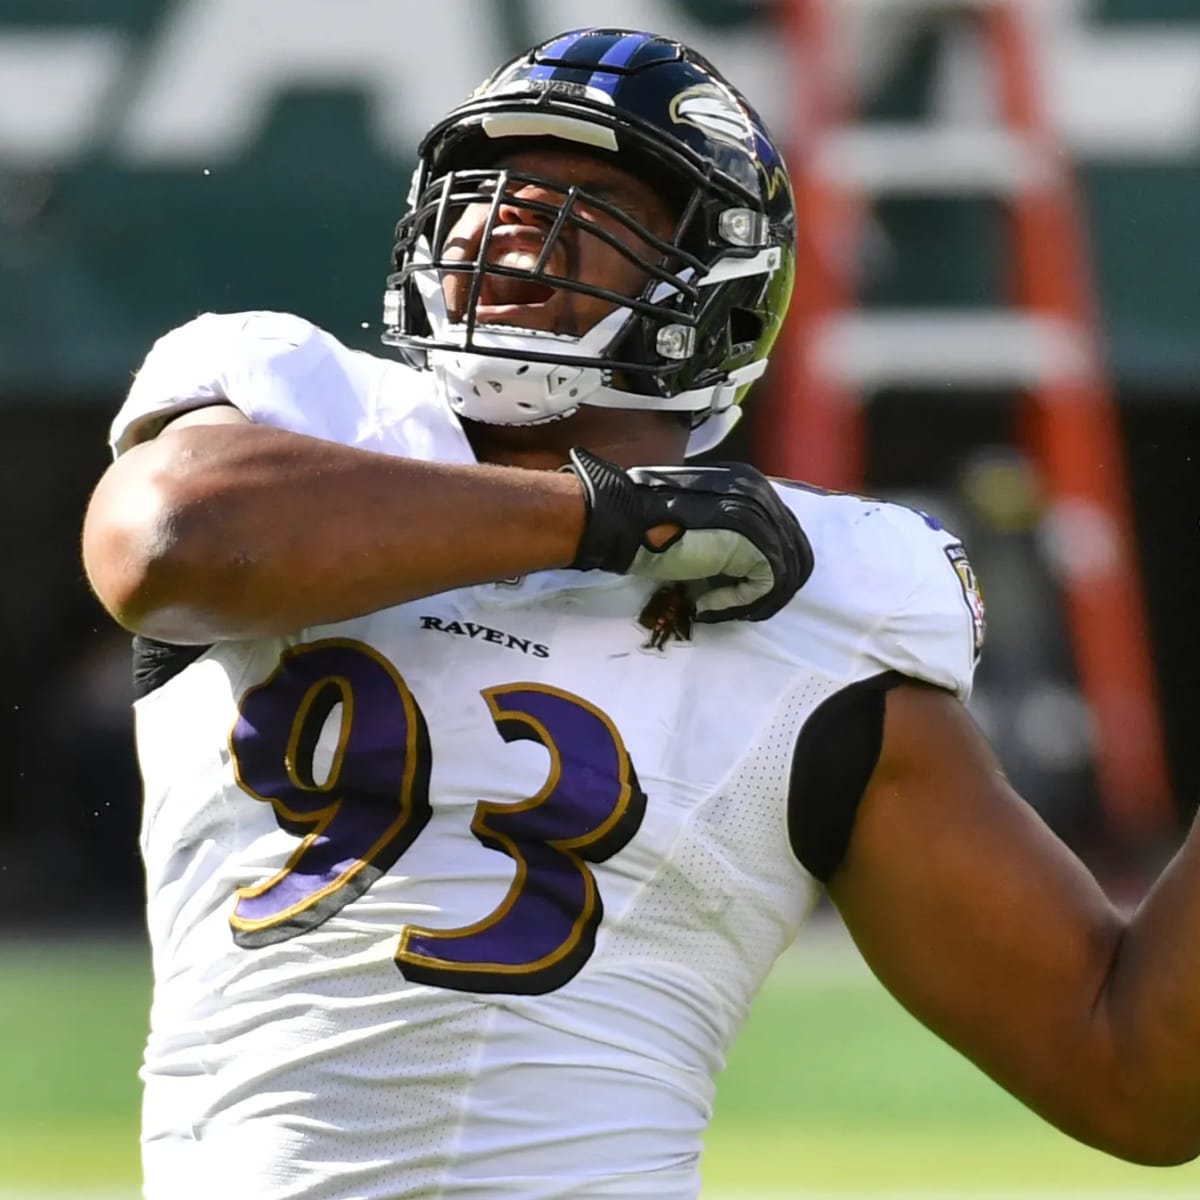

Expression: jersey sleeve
xmin=869 ymin=520 xmax=985 ymax=701
xmin=109 ymin=311 xmax=367 ymax=455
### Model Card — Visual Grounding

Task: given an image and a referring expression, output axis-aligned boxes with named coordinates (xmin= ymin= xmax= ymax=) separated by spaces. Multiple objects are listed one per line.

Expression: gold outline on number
xmin=394 ymin=682 xmax=641 ymax=980
xmin=230 ymin=638 xmax=426 ymax=937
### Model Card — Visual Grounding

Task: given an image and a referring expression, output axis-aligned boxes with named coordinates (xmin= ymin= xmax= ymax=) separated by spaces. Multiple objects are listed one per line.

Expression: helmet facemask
xmin=384 ymin=161 xmax=710 ymax=426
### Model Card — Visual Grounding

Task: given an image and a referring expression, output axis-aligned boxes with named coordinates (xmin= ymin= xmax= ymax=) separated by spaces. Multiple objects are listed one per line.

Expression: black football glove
xmin=565 ymin=447 xmax=814 ymax=623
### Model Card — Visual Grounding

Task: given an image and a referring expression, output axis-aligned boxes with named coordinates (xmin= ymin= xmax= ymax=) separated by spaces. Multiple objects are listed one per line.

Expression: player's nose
xmin=492 ymin=178 xmax=562 ymax=231
xmin=443 ymin=183 xmax=551 ymax=256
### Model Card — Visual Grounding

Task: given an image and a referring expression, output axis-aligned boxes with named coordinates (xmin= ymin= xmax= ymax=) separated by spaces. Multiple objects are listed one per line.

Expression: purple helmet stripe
xmin=584 ymin=33 xmax=651 ymax=98
xmin=598 ymin=32 xmax=646 ymax=70
xmin=528 ymin=29 xmax=588 ymax=82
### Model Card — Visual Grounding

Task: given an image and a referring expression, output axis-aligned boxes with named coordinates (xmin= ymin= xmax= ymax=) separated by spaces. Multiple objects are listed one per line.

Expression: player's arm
xmin=828 ymin=680 xmax=1200 ymax=1165
xmin=82 ymin=404 xmax=590 ymax=643
xmin=82 ymin=407 xmax=808 ymax=643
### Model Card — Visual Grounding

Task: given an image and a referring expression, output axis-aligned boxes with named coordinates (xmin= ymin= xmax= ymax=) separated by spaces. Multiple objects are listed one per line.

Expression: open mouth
xmin=477 ymin=274 xmax=556 ymax=308
xmin=440 ymin=224 xmax=573 ymax=327
xmin=474 ymin=235 xmax=561 ymax=312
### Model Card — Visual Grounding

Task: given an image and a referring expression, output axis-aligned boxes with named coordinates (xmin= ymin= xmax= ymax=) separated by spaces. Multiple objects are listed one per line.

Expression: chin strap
xmin=684 ymin=405 xmax=742 ymax=458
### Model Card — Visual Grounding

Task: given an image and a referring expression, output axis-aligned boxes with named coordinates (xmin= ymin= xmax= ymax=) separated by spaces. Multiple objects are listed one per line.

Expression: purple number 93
xmin=228 ymin=639 xmax=646 ymax=995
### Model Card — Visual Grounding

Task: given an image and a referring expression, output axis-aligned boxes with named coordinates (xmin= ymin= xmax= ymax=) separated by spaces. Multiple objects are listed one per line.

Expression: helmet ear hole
xmin=729 ymin=308 xmax=764 ymax=350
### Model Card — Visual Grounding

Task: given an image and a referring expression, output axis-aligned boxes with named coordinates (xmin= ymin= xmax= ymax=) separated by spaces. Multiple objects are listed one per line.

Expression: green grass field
xmin=2 ymin=927 xmax=1198 ymax=1198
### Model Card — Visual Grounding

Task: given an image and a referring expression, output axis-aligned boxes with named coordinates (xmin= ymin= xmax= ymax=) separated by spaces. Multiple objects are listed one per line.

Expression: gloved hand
xmin=565 ymin=447 xmax=814 ymax=623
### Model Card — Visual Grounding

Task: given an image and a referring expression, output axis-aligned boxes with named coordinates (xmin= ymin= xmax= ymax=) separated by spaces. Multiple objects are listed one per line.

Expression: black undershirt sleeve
xmin=787 ymin=671 xmax=905 ymax=883
xmin=131 ymin=635 xmax=212 ymax=700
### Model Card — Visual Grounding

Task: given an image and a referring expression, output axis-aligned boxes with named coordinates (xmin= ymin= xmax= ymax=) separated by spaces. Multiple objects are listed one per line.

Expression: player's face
xmin=439 ymin=147 xmax=676 ymax=337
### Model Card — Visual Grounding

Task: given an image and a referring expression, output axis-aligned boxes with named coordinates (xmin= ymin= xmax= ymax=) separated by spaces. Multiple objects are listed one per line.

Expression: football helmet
xmin=382 ymin=28 xmax=795 ymax=456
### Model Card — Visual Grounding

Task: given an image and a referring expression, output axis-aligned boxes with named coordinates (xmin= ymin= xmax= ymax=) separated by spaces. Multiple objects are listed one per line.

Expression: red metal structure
xmin=763 ymin=0 xmax=1175 ymax=843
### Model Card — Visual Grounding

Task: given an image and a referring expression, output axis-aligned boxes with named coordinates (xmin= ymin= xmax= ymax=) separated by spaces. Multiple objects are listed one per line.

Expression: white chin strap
xmin=412 ymin=243 xmax=767 ymax=456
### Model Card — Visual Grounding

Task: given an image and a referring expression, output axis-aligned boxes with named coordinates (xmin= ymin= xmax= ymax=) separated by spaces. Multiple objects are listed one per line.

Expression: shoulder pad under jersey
xmin=770 ymin=482 xmax=984 ymax=700
xmin=109 ymin=311 xmax=380 ymax=455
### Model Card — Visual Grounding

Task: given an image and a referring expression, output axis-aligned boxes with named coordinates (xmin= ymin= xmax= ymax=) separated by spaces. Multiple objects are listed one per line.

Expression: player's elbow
xmin=1078 ymin=1081 xmax=1200 ymax=1167
xmin=1083 ymin=996 xmax=1200 ymax=1166
xmin=81 ymin=444 xmax=222 ymax=643
xmin=1143 ymin=1141 xmax=1200 ymax=1168
xmin=1117 ymin=1087 xmax=1200 ymax=1166
xmin=1100 ymin=1122 xmax=1200 ymax=1169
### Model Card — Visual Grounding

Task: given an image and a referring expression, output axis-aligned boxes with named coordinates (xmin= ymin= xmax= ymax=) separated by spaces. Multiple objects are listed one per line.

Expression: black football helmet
xmin=382 ymin=28 xmax=795 ymax=455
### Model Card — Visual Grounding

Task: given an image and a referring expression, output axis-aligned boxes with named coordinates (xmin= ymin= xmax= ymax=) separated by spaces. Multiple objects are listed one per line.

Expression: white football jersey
xmin=113 ymin=313 xmax=980 ymax=1200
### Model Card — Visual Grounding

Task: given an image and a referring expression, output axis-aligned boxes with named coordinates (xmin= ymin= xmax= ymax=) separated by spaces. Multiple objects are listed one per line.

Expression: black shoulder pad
xmin=131 ymin=635 xmax=211 ymax=700
xmin=787 ymin=672 xmax=903 ymax=882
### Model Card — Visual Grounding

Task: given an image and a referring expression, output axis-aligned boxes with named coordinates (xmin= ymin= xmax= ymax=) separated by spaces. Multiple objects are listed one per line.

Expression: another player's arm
xmin=828 ymin=681 xmax=1200 ymax=1165
xmin=83 ymin=406 xmax=587 ymax=643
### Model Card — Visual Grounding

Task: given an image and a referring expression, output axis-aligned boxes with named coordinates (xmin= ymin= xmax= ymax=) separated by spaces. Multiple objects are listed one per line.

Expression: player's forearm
xmin=83 ymin=421 xmax=586 ymax=642
xmin=1098 ymin=818 xmax=1200 ymax=1163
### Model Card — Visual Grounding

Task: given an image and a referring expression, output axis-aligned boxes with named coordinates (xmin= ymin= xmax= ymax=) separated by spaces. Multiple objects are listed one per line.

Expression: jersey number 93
xmin=227 ymin=638 xmax=647 ymax=995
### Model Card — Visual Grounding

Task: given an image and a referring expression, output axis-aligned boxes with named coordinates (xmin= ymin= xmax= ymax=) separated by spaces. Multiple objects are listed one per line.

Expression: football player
xmin=81 ymin=27 xmax=1200 ymax=1200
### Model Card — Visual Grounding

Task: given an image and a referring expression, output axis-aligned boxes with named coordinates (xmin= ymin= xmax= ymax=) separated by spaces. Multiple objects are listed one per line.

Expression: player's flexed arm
xmin=84 ymin=404 xmax=571 ymax=643
xmin=829 ymin=682 xmax=1200 ymax=1165
xmin=82 ymin=406 xmax=809 ymax=644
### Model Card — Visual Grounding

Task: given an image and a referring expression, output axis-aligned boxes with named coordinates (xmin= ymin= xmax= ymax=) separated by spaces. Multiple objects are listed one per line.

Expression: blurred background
xmin=1 ymin=0 xmax=1198 ymax=1196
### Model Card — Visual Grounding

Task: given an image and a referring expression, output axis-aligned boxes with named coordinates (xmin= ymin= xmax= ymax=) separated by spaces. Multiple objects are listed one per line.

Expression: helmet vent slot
xmin=729 ymin=308 xmax=764 ymax=348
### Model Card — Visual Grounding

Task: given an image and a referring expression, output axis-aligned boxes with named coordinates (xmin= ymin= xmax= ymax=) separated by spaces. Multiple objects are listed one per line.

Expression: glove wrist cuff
xmin=564 ymin=448 xmax=653 ymax=573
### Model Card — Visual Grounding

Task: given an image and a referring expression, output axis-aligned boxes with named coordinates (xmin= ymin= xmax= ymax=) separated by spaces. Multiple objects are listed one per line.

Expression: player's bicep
xmin=828 ymin=681 xmax=1128 ymax=1148
xmin=83 ymin=404 xmax=249 ymax=624
xmin=87 ymin=404 xmax=248 ymax=544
